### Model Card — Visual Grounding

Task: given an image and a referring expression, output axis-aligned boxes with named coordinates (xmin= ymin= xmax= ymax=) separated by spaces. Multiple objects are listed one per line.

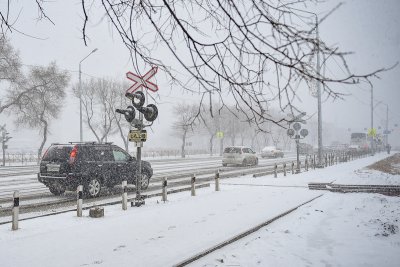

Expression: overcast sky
xmin=1 ymin=0 xmax=399 ymax=152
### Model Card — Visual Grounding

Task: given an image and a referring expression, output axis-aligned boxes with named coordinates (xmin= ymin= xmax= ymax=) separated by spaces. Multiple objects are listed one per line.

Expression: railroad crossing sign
xmin=288 ymin=112 xmax=307 ymax=124
xmin=128 ymin=129 xmax=147 ymax=142
xmin=126 ymin=66 xmax=158 ymax=94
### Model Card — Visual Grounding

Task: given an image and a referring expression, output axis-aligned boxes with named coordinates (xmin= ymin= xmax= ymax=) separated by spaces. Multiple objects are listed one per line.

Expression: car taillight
xmin=42 ymin=147 xmax=50 ymax=160
xmin=69 ymin=145 xmax=78 ymax=164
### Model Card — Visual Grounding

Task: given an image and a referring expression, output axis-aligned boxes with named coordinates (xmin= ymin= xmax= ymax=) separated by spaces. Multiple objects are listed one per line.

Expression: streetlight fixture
xmin=79 ymin=48 xmax=98 ymax=142
xmin=291 ymin=3 xmax=343 ymax=167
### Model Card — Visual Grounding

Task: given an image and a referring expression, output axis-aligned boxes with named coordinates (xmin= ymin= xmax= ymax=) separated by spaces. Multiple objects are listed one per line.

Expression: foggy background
xmin=1 ymin=0 xmax=399 ymax=153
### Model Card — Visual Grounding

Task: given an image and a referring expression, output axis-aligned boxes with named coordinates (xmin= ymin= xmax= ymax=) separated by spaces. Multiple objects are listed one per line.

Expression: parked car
xmin=222 ymin=146 xmax=258 ymax=167
xmin=38 ymin=142 xmax=153 ymax=198
xmin=261 ymin=146 xmax=284 ymax=158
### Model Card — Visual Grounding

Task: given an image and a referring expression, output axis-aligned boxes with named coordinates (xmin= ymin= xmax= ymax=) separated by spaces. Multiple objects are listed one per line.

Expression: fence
xmin=0 ymin=153 xmax=39 ymax=166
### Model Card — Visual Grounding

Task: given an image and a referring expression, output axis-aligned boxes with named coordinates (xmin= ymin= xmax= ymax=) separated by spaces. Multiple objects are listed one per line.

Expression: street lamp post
xmin=292 ymin=3 xmax=343 ymax=167
xmin=79 ymin=48 xmax=98 ymax=142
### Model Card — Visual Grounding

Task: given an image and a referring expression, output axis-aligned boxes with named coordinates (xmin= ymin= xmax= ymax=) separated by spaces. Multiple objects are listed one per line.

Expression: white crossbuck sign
xmin=126 ymin=66 xmax=158 ymax=94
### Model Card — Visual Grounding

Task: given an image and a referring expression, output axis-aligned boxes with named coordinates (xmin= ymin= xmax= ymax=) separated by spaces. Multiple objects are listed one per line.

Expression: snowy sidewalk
xmin=0 ymin=153 xmax=399 ymax=267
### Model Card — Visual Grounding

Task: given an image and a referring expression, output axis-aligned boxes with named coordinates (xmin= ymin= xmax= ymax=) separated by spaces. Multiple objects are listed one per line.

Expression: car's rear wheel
xmin=49 ymin=183 xmax=66 ymax=196
xmin=140 ymin=170 xmax=151 ymax=190
xmin=242 ymin=159 xmax=247 ymax=167
xmin=254 ymin=158 xmax=258 ymax=166
xmin=85 ymin=178 xmax=102 ymax=198
xmin=222 ymin=163 xmax=227 ymax=167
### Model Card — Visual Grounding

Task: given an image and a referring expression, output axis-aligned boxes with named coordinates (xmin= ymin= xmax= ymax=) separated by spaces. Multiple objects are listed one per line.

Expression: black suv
xmin=37 ymin=142 xmax=153 ymax=198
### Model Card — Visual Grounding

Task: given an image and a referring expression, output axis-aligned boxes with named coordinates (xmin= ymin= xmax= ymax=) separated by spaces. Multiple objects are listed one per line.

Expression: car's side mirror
xmin=128 ymin=156 xmax=136 ymax=162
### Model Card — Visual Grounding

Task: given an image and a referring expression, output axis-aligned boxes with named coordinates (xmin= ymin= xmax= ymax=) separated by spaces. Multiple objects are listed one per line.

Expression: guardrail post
xmin=291 ymin=162 xmax=294 ymax=174
xmin=77 ymin=185 xmax=83 ymax=217
xmin=283 ymin=163 xmax=287 ymax=176
xmin=122 ymin=181 xmax=127 ymax=210
xmin=274 ymin=163 xmax=277 ymax=178
xmin=162 ymin=177 xmax=167 ymax=202
xmin=191 ymin=174 xmax=196 ymax=196
xmin=215 ymin=170 xmax=220 ymax=191
xmin=12 ymin=191 xmax=19 ymax=230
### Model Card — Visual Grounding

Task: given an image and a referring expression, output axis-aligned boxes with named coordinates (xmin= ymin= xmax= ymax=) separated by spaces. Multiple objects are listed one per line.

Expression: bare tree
xmin=72 ymin=78 xmax=120 ymax=143
xmin=172 ymin=103 xmax=199 ymax=158
xmin=11 ymin=62 xmax=70 ymax=160
xmin=0 ymin=35 xmax=33 ymax=114
xmin=110 ymin=82 xmax=131 ymax=151
xmin=198 ymin=103 xmax=221 ymax=156
xmin=1 ymin=1 xmax=394 ymax=129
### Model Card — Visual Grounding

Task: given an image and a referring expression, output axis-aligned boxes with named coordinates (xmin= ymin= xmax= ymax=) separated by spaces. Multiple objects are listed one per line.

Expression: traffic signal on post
xmin=118 ymin=91 xmax=158 ymax=124
xmin=2 ymin=131 xmax=12 ymax=149
xmin=116 ymin=106 xmax=136 ymax=123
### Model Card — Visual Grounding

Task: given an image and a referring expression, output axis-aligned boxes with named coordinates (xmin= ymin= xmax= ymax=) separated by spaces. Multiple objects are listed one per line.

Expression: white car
xmin=222 ymin=146 xmax=258 ymax=167
xmin=261 ymin=146 xmax=284 ymax=158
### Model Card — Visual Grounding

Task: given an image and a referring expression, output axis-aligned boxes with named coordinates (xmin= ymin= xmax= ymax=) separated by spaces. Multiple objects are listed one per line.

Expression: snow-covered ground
xmin=0 ymin=153 xmax=399 ymax=267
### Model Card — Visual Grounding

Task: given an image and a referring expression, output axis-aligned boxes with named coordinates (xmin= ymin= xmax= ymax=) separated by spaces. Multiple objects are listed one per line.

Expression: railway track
xmin=173 ymin=194 xmax=323 ymax=266
xmin=308 ymin=183 xmax=400 ymax=196
xmin=0 ymin=158 xmax=307 ymax=218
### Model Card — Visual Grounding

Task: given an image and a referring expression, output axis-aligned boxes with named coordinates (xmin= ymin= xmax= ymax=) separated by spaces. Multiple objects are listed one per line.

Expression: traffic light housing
xmin=118 ymin=91 xmax=158 ymax=124
xmin=126 ymin=91 xmax=145 ymax=108
xmin=116 ymin=106 xmax=136 ymax=123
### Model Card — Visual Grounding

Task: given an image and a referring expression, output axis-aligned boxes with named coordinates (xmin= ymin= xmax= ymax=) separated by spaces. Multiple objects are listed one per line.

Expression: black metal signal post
xmin=134 ymin=109 xmax=145 ymax=207
xmin=116 ymin=90 xmax=158 ymax=207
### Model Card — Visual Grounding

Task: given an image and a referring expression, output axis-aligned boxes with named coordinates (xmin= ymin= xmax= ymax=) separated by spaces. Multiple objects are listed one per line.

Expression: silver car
xmin=261 ymin=146 xmax=284 ymax=158
xmin=222 ymin=146 xmax=258 ymax=167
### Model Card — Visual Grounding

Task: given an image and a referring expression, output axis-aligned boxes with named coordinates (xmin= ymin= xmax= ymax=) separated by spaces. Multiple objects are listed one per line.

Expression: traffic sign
xmin=216 ymin=131 xmax=224 ymax=138
xmin=126 ymin=66 xmax=158 ymax=94
xmin=128 ymin=129 xmax=147 ymax=142
xmin=288 ymin=112 xmax=307 ymax=124
xmin=367 ymin=128 xmax=377 ymax=137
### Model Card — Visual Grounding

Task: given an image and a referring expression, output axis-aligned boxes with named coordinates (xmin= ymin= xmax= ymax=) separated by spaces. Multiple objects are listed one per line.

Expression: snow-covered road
xmin=0 ymin=152 xmax=398 ymax=267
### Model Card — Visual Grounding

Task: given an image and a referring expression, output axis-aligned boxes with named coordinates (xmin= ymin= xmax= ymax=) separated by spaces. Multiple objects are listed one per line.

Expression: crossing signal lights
xmin=118 ymin=91 xmax=158 ymax=123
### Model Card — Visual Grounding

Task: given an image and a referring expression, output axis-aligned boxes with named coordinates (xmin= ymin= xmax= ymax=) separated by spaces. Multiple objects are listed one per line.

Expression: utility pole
xmin=315 ymin=17 xmax=323 ymax=167
xmin=370 ymin=86 xmax=374 ymax=155
xmin=79 ymin=48 xmax=98 ymax=142
xmin=385 ymin=104 xmax=389 ymax=146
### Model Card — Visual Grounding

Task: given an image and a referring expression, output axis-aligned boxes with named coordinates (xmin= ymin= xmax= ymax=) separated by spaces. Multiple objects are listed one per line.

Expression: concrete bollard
xmin=12 ymin=191 xmax=19 ymax=231
xmin=191 ymin=174 xmax=196 ymax=196
xmin=122 ymin=181 xmax=128 ymax=210
xmin=215 ymin=170 xmax=220 ymax=191
xmin=283 ymin=163 xmax=287 ymax=176
xmin=162 ymin=177 xmax=168 ymax=202
xmin=291 ymin=162 xmax=294 ymax=174
xmin=77 ymin=185 xmax=83 ymax=217
xmin=274 ymin=163 xmax=277 ymax=178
